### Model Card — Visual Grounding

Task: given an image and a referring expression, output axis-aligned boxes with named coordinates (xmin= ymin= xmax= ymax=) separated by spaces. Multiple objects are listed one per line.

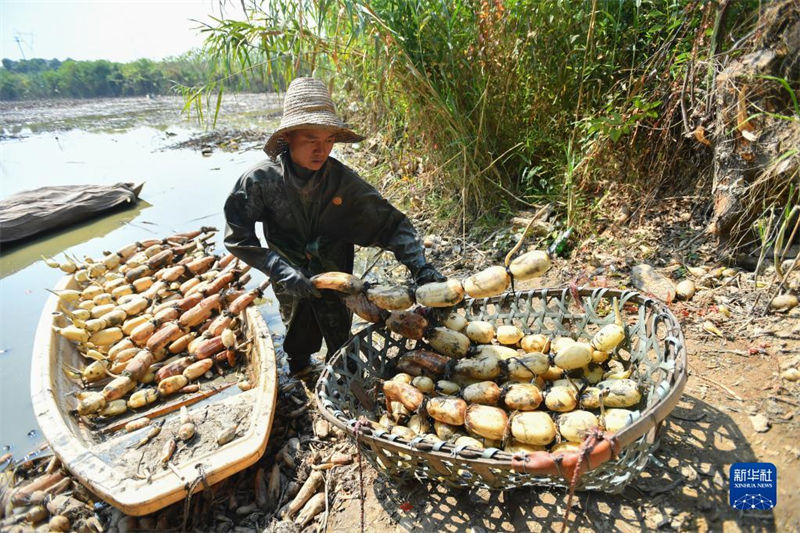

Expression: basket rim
xmin=314 ymin=286 xmax=687 ymax=473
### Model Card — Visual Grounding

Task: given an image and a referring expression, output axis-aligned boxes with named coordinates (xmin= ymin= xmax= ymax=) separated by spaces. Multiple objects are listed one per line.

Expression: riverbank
xmin=1 ymin=98 xmax=798 ymax=531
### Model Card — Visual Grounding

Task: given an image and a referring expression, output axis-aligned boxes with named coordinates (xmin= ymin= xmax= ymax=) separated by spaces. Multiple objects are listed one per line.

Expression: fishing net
xmin=315 ymin=287 xmax=687 ymax=492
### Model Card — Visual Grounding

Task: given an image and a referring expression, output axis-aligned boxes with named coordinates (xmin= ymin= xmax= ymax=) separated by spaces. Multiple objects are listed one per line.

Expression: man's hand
xmin=414 ymin=264 xmax=446 ymax=286
xmin=264 ymin=252 xmax=321 ymax=299
xmin=281 ymin=269 xmax=322 ymax=299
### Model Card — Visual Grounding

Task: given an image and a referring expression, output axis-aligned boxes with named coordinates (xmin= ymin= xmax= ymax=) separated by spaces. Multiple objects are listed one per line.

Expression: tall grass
xmin=732 ymin=73 xmax=800 ymax=252
xmin=187 ymin=0 xmax=761 ymax=232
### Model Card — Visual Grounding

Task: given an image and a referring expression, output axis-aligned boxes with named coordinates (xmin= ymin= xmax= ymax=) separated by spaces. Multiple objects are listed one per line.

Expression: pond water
xmin=0 ymin=95 xmax=290 ymax=458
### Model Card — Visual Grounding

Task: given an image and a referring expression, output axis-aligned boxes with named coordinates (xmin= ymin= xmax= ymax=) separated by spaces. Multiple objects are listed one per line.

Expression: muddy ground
xmin=2 ymin=134 xmax=798 ymax=533
xmin=0 ymin=94 xmax=280 ymax=138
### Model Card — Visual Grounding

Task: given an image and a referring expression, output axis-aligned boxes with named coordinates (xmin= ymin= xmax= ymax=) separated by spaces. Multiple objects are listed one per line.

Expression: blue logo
xmin=729 ymin=462 xmax=777 ymax=510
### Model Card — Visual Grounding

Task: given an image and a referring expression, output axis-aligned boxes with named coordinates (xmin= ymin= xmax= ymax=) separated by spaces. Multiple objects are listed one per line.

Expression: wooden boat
xmin=0 ymin=183 xmax=144 ymax=245
xmin=30 ymin=275 xmax=277 ymax=516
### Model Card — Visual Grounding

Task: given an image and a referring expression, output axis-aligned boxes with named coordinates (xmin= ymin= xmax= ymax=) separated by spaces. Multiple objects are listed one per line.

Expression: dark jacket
xmin=224 ymin=152 xmax=427 ymax=279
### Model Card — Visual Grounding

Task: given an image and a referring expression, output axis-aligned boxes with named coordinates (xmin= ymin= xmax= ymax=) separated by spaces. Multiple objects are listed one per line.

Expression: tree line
xmin=0 ymin=52 xmax=272 ymax=100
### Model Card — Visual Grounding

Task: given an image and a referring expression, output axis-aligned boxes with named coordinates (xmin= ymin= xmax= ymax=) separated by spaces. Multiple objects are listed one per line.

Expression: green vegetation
xmin=0 ymin=52 xmax=272 ymax=100
xmin=7 ymin=1 xmax=794 ymax=252
xmin=187 ymin=0 xmax=783 ymax=238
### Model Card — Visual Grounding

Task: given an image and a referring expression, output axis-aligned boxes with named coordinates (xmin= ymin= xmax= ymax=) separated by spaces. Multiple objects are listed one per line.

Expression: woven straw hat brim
xmin=263 ymin=111 xmax=364 ymax=157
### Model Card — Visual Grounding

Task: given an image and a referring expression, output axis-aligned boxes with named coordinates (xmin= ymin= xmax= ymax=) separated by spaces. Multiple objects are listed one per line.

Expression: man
xmin=224 ymin=77 xmax=444 ymax=375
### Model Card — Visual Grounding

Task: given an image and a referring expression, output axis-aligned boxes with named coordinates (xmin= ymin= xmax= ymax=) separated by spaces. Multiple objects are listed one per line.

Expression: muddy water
xmin=0 ymin=95 xmax=289 ymax=458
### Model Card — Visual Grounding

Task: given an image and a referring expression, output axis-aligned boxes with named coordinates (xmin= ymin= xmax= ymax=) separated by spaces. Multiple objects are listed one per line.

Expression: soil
xmin=322 ymin=197 xmax=800 ymax=533
xmin=2 ymin=138 xmax=798 ymax=533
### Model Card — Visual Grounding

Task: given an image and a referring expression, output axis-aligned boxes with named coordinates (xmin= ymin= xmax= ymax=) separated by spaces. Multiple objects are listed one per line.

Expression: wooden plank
xmin=99 ymin=381 xmax=238 ymax=434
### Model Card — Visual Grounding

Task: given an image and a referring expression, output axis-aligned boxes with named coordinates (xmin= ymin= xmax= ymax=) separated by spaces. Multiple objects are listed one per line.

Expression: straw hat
xmin=263 ymin=77 xmax=364 ymax=157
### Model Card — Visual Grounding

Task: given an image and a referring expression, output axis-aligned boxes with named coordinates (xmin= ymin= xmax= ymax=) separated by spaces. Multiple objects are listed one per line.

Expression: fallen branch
xmin=771 ymin=396 xmax=800 ymax=408
xmin=705 ymin=348 xmax=750 ymax=357
xmin=690 ymin=366 xmax=744 ymax=401
xmin=322 ymin=470 xmax=331 ymax=533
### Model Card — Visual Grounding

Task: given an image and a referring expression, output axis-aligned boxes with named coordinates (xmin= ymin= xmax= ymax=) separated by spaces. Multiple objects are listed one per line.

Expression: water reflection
xmin=0 ymin=199 xmax=152 ymax=279
xmin=0 ymin=96 xmax=275 ymax=457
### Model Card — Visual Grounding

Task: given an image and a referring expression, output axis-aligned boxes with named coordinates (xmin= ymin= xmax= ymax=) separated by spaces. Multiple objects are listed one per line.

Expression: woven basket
xmin=315 ymin=287 xmax=687 ymax=492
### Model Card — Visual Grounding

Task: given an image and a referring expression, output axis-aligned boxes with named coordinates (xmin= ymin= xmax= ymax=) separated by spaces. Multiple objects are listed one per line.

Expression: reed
xmin=187 ymin=0 xmax=771 ymax=237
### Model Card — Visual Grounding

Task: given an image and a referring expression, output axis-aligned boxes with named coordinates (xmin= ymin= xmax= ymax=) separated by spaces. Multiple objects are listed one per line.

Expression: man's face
xmin=286 ymin=128 xmax=336 ymax=171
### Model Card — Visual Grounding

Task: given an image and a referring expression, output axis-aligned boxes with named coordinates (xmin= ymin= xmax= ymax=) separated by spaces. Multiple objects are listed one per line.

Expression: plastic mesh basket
xmin=315 ymin=287 xmax=687 ymax=492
